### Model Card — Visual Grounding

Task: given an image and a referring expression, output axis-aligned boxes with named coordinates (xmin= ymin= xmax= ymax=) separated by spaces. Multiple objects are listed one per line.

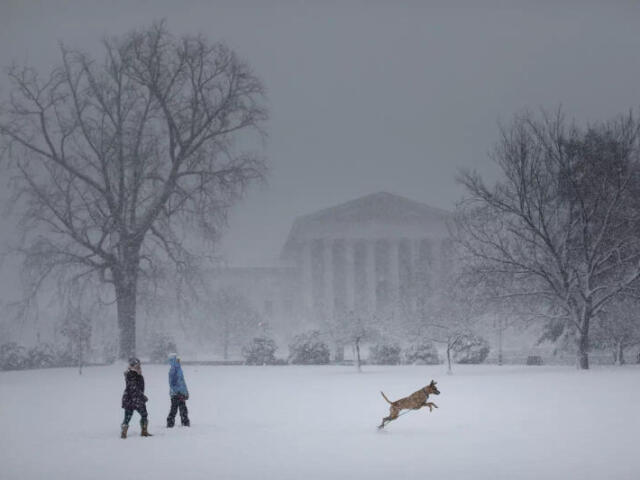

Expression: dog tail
xmin=380 ymin=391 xmax=393 ymax=404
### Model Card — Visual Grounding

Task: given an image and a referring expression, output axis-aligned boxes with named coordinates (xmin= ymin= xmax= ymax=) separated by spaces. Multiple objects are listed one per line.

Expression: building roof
xmin=281 ymin=192 xmax=451 ymax=258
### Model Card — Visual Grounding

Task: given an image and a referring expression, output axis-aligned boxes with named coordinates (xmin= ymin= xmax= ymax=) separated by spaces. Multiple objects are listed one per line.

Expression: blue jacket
xmin=168 ymin=357 xmax=189 ymax=397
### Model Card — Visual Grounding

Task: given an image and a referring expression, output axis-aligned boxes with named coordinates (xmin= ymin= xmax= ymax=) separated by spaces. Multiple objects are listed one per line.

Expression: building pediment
xmin=282 ymin=192 xmax=450 ymax=258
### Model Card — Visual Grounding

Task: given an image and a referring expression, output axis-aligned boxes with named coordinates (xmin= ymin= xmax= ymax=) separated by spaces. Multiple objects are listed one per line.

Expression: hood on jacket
xmin=168 ymin=353 xmax=180 ymax=368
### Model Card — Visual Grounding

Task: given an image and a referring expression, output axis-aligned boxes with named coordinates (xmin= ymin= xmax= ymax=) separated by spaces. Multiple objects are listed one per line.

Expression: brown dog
xmin=378 ymin=380 xmax=440 ymax=428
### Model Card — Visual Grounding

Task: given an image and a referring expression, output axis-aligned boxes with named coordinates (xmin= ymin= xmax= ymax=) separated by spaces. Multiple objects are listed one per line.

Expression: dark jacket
xmin=121 ymin=369 xmax=148 ymax=410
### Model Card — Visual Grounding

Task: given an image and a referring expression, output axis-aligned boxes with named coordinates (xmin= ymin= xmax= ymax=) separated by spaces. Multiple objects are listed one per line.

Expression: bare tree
xmin=207 ymin=288 xmax=263 ymax=360
xmin=421 ymin=275 xmax=485 ymax=374
xmin=326 ymin=308 xmax=379 ymax=366
xmin=0 ymin=22 xmax=268 ymax=358
xmin=59 ymin=301 xmax=92 ymax=374
xmin=455 ymin=110 xmax=640 ymax=369
xmin=592 ymin=296 xmax=640 ymax=365
xmin=342 ymin=311 xmax=379 ymax=372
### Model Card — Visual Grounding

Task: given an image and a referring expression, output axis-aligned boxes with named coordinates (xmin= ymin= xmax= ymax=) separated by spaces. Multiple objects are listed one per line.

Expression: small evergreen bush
xmin=404 ymin=340 xmax=441 ymax=365
xmin=0 ymin=342 xmax=27 ymax=370
xmin=369 ymin=343 xmax=402 ymax=365
xmin=242 ymin=336 xmax=279 ymax=365
xmin=54 ymin=346 xmax=77 ymax=367
xmin=288 ymin=330 xmax=330 ymax=365
xmin=26 ymin=343 xmax=57 ymax=369
xmin=452 ymin=334 xmax=490 ymax=364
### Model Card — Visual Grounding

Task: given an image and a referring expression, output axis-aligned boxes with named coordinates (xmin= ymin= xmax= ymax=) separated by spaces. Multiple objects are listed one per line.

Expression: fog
xmin=2 ymin=1 xmax=639 ymax=269
xmin=2 ymin=0 xmax=640 ymax=353
xmin=2 ymin=3 xmax=640 ymax=479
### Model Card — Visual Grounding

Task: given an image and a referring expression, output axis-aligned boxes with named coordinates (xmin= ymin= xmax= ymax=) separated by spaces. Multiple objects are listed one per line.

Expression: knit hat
xmin=128 ymin=357 xmax=141 ymax=368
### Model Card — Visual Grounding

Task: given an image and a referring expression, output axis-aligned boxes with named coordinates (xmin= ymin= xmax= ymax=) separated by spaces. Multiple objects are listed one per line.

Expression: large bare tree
xmin=455 ymin=110 xmax=640 ymax=369
xmin=0 ymin=22 xmax=268 ymax=358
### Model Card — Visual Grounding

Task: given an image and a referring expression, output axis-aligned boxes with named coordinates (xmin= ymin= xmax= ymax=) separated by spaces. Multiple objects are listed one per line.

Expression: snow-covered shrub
xmin=452 ymin=334 xmax=490 ymax=364
xmin=54 ymin=346 xmax=78 ymax=367
xmin=0 ymin=342 xmax=90 ymax=370
xmin=149 ymin=334 xmax=177 ymax=363
xmin=242 ymin=336 xmax=278 ymax=365
xmin=0 ymin=342 xmax=28 ymax=370
xmin=26 ymin=344 xmax=57 ymax=369
xmin=288 ymin=330 xmax=330 ymax=365
xmin=526 ymin=355 xmax=543 ymax=366
xmin=404 ymin=340 xmax=441 ymax=365
xmin=369 ymin=343 xmax=402 ymax=365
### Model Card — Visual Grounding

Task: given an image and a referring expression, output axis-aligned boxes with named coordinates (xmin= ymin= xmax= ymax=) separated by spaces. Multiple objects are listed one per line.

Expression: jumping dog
xmin=378 ymin=380 xmax=440 ymax=429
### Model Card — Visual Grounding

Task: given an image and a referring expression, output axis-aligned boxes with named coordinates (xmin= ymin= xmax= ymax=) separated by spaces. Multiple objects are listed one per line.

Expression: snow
xmin=1 ymin=364 xmax=639 ymax=480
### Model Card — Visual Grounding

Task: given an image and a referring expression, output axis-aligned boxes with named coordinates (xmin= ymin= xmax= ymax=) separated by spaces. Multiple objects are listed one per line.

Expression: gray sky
xmin=2 ymin=0 xmax=640 ymax=267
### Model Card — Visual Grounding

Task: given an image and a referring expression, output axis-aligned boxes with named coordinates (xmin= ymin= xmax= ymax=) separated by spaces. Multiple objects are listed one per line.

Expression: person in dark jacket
xmin=121 ymin=357 xmax=152 ymax=438
xmin=166 ymin=353 xmax=190 ymax=427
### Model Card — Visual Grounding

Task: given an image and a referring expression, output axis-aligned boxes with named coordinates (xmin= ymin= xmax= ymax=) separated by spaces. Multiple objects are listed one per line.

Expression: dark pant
xmin=123 ymin=405 xmax=148 ymax=426
xmin=167 ymin=395 xmax=190 ymax=426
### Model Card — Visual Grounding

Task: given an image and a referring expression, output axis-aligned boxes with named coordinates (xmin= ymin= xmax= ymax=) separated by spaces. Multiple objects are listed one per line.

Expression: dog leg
xmin=424 ymin=402 xmax=438 ymax=412
xmin=379 ymin=413 xmax=395 ymax=428
xmin=379 ymin=415 xmax=396 ymax=428
xmin=379 ymin=407 xmax=400 ymax=428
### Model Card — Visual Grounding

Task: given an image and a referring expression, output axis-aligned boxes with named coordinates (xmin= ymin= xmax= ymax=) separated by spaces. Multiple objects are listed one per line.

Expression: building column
xmin=389 ymin=239 xmax=401 ymax=305
xmin=412 ymin=238 xmax=424 ymax=315
xmin=345 ymin=239 xmax=355 ymax=314
xmin=366 ymin=240 xmax=376 ymax=315
xmin=323 ymin=238 xmax=334 ymax=321
xmin=302 ymin=241 xmax=314 ymax=313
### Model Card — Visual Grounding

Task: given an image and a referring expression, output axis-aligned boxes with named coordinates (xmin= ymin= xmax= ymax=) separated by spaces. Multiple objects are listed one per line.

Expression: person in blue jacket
xmin=166 ymin=353 xmax=190 ymax=427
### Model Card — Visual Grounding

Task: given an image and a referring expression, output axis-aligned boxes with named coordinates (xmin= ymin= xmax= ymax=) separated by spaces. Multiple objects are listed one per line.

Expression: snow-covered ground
xmin=1 ymin=363 xmax=638 ymax=480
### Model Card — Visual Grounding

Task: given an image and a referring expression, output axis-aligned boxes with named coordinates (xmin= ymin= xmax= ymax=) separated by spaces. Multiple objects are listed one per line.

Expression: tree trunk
xmin=616 ymin=341 xmax=625 ymax=366
xmin=114 ymin=254 xmax=140 ymax=360
xmin=446 ymin=344 xmax=452 ymax=374
xmin=577 ymin=329 xmax=590 ymax=370
xmin=223 ymin=320 xmax=229 ymax=360
xmin=497 ymin=321 xmax=503 ymax=366
xmin=575 ymin=311 xmax=591 ymax=370
xmin=78 ymin=347 xmax=84 ymax=375
xmin=334 ymin=341 xmax=345 ymax=362
xmin=355 ymin=338 xmax=361 ymax=372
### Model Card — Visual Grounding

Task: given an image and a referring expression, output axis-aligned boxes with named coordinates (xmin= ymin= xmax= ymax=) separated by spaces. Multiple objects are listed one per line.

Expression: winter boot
xmin=140 ymin=422 xmax=152 ymax=437
xmin=120 ymin=424 xmax=128 ymax=439
xmin=167 ymin=418 xmax=175 ymax=428
xmin=180 ymin=410 xmax=190 ymax=427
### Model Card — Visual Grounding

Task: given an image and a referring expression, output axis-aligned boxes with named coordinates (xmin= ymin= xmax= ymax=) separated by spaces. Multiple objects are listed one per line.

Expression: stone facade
xmin=209 ymin=192 xmax=451 ymax=341
xmin=280 ymin=192 xmax=450 ymax=326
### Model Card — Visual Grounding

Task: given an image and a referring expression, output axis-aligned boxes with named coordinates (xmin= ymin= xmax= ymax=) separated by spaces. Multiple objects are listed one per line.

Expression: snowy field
xmin=1 ymin=363 xmax=639 ymax=480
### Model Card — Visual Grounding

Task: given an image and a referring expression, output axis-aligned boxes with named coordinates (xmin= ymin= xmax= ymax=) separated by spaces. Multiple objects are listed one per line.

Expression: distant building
xmin=208 ymin=192 xmax=451 ymax=342
xmin=281 ymin=192 xmax=450 ymax=322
